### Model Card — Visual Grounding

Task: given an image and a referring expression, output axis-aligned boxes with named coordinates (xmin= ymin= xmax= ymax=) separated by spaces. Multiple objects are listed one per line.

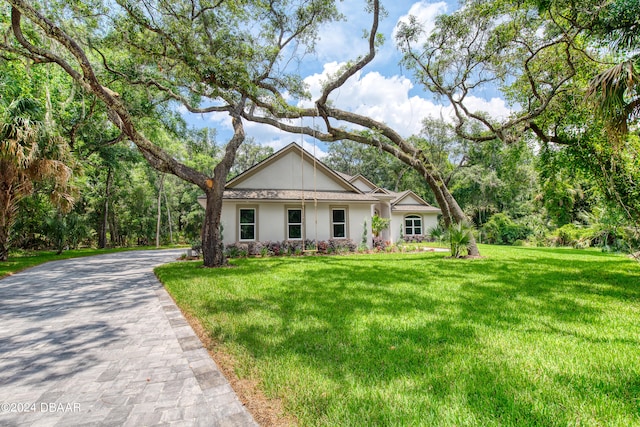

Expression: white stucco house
xmin=198 ymin=143 xmax=441 ymax=248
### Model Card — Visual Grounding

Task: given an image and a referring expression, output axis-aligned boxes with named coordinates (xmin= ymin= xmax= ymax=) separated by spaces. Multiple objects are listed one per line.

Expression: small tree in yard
xmin=371 ymin=215 xmax=390 ymax=238
xmin=360 ymin=219 xmax=368 ymax=250
xmin=446 ymin=222 xmax=473 ymax=258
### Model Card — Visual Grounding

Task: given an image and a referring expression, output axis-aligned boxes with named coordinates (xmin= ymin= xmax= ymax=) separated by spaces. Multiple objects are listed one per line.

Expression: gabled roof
xmin=222 ymin=189 xmax=378 ymax=203
xmin=389 ymin=190 xmax=441 ymax=213
xmin=338 ymin=172 xmax=393 ymax=196
xmin=348 ymin=174 xmax=378 ymax=192
xmin=371 ymin=187 xmax=392 ymax=195
xmin=225 ymin=142 xmax=362 ymax=194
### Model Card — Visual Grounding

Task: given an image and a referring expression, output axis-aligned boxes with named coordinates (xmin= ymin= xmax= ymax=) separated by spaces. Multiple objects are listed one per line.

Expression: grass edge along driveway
xmin=0 ymin=246 xmax=186 ymax=279
xmin=156 ymin=245 xmax=640 ymax=427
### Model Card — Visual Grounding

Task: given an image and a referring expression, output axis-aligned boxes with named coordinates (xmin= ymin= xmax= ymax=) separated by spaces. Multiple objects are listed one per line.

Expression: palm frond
xmin=587 ymin=56 xmax=640 ymax=136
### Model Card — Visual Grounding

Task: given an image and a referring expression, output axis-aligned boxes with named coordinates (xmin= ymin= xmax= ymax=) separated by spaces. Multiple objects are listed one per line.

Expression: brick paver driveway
xmin=0 ymin=249 xmax=256 ymax=427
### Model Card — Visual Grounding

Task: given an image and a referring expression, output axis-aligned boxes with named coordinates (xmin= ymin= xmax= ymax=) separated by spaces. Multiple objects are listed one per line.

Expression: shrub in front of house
xmin=224 ymin=239 xmax=358 ymax=258
xmin=225 ymin=243 xmax=249 ymax=258
xmin=246 ymin=241 xmax=264 ymax=256
xmin=326 ymin=239 xmax=357 ymax=254
xmin=317 ymin=240 xmax=328 ymax=253
xmin=282 ymin=240 xmax=304 ymax=255
xmin=263 ymin=241 xmax=282 ymax=256
xmin=373 ymin=237 xmax=387 ymax=251
xmin=404 ymin=235 xmax=428 ymax=243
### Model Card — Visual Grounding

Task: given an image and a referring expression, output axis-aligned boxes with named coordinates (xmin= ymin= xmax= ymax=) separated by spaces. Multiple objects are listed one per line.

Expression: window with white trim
xmin=332 ymin=208 xmax=347 ymax=238
xmin=287 ymin=208 xmax=302 ymax=240
xmin=404 ymin=215 xmax=422 ymax=236
xmin=239 ymin=208 xmax=256 ymax=241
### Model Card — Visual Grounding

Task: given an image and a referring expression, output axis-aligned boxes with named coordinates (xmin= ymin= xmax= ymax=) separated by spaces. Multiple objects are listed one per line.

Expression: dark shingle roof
xmin=220 ymin=189 xmax=379 ymax=202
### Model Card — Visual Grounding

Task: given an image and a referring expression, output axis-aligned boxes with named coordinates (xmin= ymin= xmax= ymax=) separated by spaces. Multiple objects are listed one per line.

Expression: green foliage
xmin=157 ymin=247 xmax=640 ymax=426
xmin=550 ymin=223 xmax=591 ymax=247
xmin=370 ymin=214 xmax=390 ymax=237
xmin=0 ymin=65 xmax=75 ymax=260
xmin=360 ymin=219 xmax=368 ymax=249
xmin=451 ymin=138 xmax=538 ymax=226
xmin=446 ymin=222 xmax=473 ymax=258
xmin=41 ymin=210 xmax=90 ymax=254
xmin=427 ymin=224 xmax=446 ymax=243
xmin=570 ymin=132 xmax=640 ymax=226
xmin=397 ymin=0 xmax=639 ymax=236
xmin=595 ymin=0 xmax=640 ymax=49
xmin=481 ymin=213 xmax=532 ymax=245
xmin=43 ymin=214 xmax=67 ymax=255
xmin=324 ymin=140 xmax=436 ymax=204
xmin=547 ymin=221 xmax=638 ymax=253
xmin=11 ymin=193 xmax=52 ymax=250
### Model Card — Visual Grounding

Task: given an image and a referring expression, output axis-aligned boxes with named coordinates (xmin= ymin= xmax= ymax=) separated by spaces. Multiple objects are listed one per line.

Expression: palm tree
xmin=0 ymin=97 xmax=74 ymax=261
xmin=587 ymin=55 xmax=640 ymax=137
xmin=446 ymin=222 xmax=473 ymax=258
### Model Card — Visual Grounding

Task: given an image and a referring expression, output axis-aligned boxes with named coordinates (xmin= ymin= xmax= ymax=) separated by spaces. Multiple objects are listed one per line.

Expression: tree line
xmin=0 ymin=57 xmax=274 ymax=260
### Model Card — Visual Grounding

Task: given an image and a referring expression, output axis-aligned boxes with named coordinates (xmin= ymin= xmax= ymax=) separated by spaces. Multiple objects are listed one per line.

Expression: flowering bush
xmin=373 ymin=237 xmax=387 ymax=251
xmin=317 ymin=240 xmax=328 ymax=253
xmin=224 ymin=239 xmax=358 ymax=258
xmin=326 ymin=239 xmax=357 ymax=254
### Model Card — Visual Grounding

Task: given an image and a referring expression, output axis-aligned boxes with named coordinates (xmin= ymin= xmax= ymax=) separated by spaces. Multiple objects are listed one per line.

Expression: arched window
xmin=404 ymin=215 xmax=422 ymax=236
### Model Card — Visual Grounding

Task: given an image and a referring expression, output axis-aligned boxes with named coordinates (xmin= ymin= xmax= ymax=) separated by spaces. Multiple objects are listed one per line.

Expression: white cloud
xmin=462 ymin=96 xmax=512 ymax=121
xmin=314 ymin=25 xmax=369 ymax=65
xmin=299 ymin=62 xmax=511 ymax=138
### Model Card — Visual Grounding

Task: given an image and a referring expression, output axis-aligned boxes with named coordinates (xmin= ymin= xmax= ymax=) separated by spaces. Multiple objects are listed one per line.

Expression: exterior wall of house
xmin=390 ymin=212 xmax=439 ymax=243
xmin=232 ymin=151 xmax=347 ymax=192
xmin=347 ymin=204 xmax=373 ymax=247
xmin=220 ymin=201 xmax=373 ymax=247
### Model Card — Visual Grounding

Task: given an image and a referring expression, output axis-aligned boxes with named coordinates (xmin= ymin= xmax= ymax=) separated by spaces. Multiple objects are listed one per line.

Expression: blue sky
xmin=182 ymin=1 xmax=510 ymax=156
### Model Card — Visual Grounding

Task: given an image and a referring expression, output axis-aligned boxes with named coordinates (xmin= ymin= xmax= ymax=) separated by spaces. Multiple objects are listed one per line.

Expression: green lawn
xmin=155 ymin=246 xmax=640 ymax=427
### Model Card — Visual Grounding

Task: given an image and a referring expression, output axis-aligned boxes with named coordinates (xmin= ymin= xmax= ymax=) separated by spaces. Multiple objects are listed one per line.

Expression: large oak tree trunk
xmin=200 ymin=115 xmax=245 ymax=267
xmin=426 ymin=173 xmax=480 ymax=257
xmin=201 ymin=186 xmax=225 ymax=267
